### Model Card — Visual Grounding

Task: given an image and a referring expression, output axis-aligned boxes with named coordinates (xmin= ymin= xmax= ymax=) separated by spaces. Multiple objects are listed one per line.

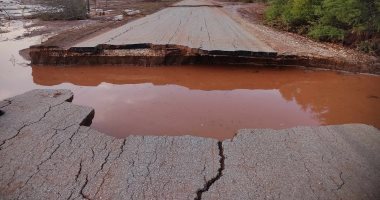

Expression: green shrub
xmin=282 ymin=0 xmax=320 ymax=27
xmin=265 ymin=0 xmax=380 ymax=53
xmin=357 ymin=40 xmax=379 ymax=54
xmin=308 ymin=24 xmax=345 ymax=42
xmin=265 ymin=0 xmax=287 ymax=22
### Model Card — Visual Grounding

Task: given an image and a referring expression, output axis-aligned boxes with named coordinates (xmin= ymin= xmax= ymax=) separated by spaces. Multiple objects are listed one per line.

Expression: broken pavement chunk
xmin=203 ymin=125 xmax=380 ymax=200
xmin=0 ymin=89 xmax=220 ymax=200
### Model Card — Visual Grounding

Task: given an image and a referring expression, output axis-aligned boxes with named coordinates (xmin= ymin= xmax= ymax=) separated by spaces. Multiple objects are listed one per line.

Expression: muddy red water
xmin=29 ymin=65 xmax=380 ymax=140
xmin=1 ymin=30 xmax=380 ymax=140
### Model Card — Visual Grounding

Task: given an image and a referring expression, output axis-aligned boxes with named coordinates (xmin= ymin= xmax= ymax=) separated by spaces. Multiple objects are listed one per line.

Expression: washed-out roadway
xmin=0 ymin=89 xmax=379 ymax=199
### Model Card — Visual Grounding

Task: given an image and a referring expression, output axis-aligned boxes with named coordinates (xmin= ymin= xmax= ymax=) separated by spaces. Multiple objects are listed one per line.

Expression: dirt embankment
xmin=218 ymin=1 xmax=380 ymax=74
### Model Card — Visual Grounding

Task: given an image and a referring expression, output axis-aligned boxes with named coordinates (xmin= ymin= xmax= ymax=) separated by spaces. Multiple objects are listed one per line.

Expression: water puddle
xmin=31 ymin=65 xmax=380 ymax=139
xmin=0 ymin=22 xmax=379 ymax=140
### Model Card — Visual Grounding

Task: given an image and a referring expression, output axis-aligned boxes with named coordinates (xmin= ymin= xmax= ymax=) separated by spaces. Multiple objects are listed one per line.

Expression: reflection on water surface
xmin=0 ymin=33 xmax=379 ymax=140
xmin=30 ymin=65 xmax=380 ymax=139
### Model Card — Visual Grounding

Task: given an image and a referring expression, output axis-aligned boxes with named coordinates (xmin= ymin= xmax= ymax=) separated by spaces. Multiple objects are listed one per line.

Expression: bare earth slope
xmin=1 ymin=89 xmax=380 ymax=199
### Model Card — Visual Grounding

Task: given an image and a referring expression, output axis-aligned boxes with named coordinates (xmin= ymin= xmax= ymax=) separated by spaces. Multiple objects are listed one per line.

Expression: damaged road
xmin=0 ymin=90 xmax=220 ymax=199
xmin=1 ymin=89 xmax=380 ymax=199
xmin=30 ymin=0 xmax=281 ymax=66
xmin=73 ymin=0 xmax=274 ymax=53
xmin=28 ymin=0 xmax=378 ymax=73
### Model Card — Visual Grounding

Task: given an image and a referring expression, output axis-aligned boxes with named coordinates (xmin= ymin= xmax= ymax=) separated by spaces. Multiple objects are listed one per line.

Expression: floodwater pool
xmin=1 ymin=24 xmax=379 ymax=140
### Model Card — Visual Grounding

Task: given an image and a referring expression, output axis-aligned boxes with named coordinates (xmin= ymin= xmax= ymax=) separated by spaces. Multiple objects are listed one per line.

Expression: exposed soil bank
xmin=29 ymin=44 xmax=379 ymax=74
xmin=1 ymin=89 xmax=380 ymax=199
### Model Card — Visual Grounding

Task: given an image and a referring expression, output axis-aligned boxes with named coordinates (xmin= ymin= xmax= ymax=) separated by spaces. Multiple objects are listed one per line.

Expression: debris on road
xmin=113 ymin=14 xmax=123 ymax=21
xmin=123 ymin=9 xmax=141 ymax=16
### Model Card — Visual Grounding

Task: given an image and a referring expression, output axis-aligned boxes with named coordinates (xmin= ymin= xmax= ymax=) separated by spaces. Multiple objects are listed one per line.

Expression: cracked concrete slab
xmin=0 ymin=89 xmax=220 ymax=200
xmin=1 ymin=89 xmax=380 ymax=200
xmin=203 ymin=125 xmax=380 ymax=200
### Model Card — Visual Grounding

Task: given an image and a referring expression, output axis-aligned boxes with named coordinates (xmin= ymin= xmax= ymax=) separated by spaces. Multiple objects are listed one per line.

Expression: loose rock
xmin=123 ymin=9 xmax=141 ymax=16
xmin=113 ymin=14 xmax=123 ymax=21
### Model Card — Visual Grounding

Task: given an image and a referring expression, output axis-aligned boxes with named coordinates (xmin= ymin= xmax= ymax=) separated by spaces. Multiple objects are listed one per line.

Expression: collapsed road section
xmin=30 ymin=0 xmax=280 ymax=66
xmin=1 ymin=89 xmax=380 ymax=199
xmin=29 ymin=0 xmax=366 ymax=71
xmin=29 ymin=43 xmax=360 ymax=70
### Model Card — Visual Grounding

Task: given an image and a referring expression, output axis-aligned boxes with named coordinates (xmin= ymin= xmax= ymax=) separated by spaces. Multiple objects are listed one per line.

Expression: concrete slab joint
xmin=1 ymin=89 xmax=380 ymax=200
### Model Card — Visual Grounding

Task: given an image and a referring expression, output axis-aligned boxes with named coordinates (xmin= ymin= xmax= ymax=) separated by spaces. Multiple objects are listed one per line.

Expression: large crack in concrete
xmin=0 ymin=101 xmax=66 ymax=150
xmin=195 ymin=141 xmax=225 ymax=200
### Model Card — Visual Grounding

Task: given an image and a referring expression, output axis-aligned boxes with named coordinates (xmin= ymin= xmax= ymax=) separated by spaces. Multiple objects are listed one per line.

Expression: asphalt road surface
xmin=1 ymin=90 xmax=379 ymax=199
xmin=75 ymin=0 xmax=275 ymax=53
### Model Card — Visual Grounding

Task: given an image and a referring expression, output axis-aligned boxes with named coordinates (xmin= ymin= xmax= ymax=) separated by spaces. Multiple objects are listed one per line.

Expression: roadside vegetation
xmin=264 ymin=0 xmax=380 ymax=55
xmin=37 ymin=0 xmax=88 ymax=20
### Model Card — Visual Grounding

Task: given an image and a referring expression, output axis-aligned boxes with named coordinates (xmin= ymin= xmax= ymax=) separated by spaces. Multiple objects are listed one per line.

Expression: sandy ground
xmin=218 ymin=1 xmax=379 ymax=72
